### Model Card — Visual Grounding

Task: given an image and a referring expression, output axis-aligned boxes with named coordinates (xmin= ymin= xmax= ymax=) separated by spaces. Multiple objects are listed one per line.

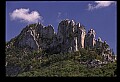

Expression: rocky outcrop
xmin=76 ymin=23 xmax=86 ymax=49
xmin=57 ymin=19 xmax=86 ymax=52
xmin=85 ymin=29 xmax=96 ymax=48
xmin=11 ymin=23 xmax=56 ymax=51
xmin=6 ymin=19 xmax=115 ymax=57
xmin=6 ymin=19 xmax=117 ymax=77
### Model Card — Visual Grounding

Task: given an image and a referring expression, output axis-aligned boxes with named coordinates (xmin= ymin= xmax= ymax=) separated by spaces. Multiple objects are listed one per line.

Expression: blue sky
xmin=6 ymin=1 xmax=117 ymax=54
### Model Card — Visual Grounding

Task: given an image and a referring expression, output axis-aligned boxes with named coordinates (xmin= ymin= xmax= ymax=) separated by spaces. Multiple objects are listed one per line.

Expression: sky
xmin=6 ymin=1 xmax=117 ymax=54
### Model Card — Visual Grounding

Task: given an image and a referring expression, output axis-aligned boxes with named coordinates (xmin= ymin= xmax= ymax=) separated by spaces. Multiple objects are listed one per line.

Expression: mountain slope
xmin=6 ymin=19 xmax=117 ymax=77
xmin=18 ymin=56 xmax=116 ymax=77
xmin=6 ymin=46 xmax=117 ymax=77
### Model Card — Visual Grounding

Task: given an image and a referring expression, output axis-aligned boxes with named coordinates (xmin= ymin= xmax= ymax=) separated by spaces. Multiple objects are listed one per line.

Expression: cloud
xmin=57 ymin=12 xmax=62 ymax=23
xmin=88 ymin=1 xmax=116 ymax=11
xmin=10 ymin=8 xmax=43 ymax=23
xmin=58 ymin=12 xmax=61 ymax=18
xmin=56 ymin=12 xmax=68 ymax=23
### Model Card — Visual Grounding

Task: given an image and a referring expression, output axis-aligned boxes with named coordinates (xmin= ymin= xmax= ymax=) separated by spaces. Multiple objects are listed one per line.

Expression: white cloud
xmin=57 ymin=12 xmax=62 ymax=23
xmin=10 ymin=8 xmax=43 ymax=23
xmin=58 ymin=12 xmax=61 ymax=18
xmin=56 ymin=12 xmax=68 ymax=23
xmin=88 ymin=1 xmax=116 ymax=11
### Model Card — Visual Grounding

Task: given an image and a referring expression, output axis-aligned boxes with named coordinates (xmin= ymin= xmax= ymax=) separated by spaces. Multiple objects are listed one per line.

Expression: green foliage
xmin=6 ymin=44 xmax=117 ymax=77
xmin=18 ymin=60 xmax=117 ymax=77
xmin=29 ymin=24 xmax=36 ymax=28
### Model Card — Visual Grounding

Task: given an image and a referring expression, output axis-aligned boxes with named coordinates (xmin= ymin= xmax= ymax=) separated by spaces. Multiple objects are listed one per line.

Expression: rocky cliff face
xmin=57 ymin=19 xmax=86 ymax=52
xmin=85 ymin=29 xmax=96 ymax=48
xmin=6 ymin=19 xmax=114 ymax=56
xmin=7 ymin=23 xmax=56 ymax=52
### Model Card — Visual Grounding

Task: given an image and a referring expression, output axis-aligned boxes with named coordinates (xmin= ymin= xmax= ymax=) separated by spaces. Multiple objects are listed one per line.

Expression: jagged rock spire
xmin=77 ymin=23 xmax=81 ymax=27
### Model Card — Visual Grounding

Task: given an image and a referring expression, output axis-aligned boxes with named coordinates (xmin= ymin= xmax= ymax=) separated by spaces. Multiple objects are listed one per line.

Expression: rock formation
xmin=6 ymin=19 xmax=116 ymax=60
xmin=57 ymin=19 xmax=87 ymax=52
xmin=76 ymin=23 xmax=86 ymax=49
xmin=85 ymin=29 xmax=96 ymax=48
xmin=6 ymin=19 xmax=117 ymax=77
